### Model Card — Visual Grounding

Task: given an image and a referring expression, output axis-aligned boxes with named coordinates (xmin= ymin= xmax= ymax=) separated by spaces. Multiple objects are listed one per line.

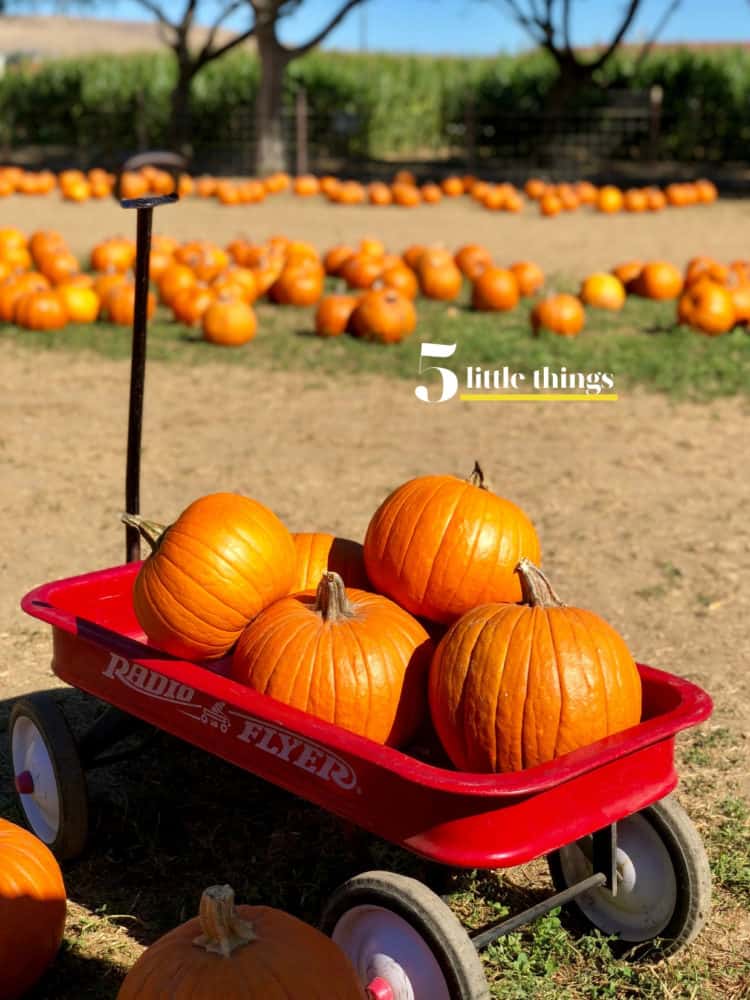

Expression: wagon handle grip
xmin=121 ymin=183 xmax=179 ymax=563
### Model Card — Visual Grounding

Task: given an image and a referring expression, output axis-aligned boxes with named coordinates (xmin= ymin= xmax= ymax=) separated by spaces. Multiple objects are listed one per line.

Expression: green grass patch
xmin=2 ymin=290 xmax=750 ymax=400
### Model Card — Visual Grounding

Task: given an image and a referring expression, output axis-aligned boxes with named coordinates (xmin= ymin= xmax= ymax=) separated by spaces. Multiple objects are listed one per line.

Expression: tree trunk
xmin=545 ymin=55 xmax=595 ymax=119
xmin=254 ymin=25 xmax=290 ymax=175
xmin=169 ymin=58 xmax=195 ymax=159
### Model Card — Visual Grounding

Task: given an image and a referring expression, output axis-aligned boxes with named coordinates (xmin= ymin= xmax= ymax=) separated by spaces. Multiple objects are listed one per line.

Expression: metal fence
xmin=1 ymin=85 xmax=737 ymax=182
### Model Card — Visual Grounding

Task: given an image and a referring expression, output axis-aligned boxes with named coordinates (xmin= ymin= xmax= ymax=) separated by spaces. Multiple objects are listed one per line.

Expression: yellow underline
xmin=460 ymin=393 xmax=619 ymax=402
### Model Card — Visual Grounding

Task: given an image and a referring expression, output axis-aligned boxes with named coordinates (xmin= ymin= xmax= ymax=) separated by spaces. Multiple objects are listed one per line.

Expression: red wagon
xmin=8 ymin=181 xmax=714 ymax=1000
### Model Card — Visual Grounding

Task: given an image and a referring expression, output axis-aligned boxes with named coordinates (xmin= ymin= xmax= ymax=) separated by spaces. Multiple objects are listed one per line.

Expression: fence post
xmin=463 ymin=94 xmax=476 ymax=172
xmin=296 ymin=87 xmax=309 ymax=176
xmin=649 ymin=85 xmax=663 ymax=162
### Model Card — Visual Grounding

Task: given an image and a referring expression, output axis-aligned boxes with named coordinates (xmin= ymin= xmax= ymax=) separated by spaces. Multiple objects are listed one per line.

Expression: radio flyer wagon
xmin=8 ymin=178 xmax=714 ymax=1000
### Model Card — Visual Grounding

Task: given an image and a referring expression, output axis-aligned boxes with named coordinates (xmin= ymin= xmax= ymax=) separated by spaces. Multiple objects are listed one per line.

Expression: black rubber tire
xmin=320 ymin=870 xmax=489 ymax=1000
xmin=548 ymin=796 xmax=711 ymax=958
xmin=9 ymin=694 xmax=89 ymax=861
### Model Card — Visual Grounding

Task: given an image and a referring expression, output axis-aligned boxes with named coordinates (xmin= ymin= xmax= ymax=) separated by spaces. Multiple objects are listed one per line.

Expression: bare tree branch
xmin=587 ymin=0 xmax=640 ymax=71
xmin=287 ymin=0 xmax=367 ymax=57
xmin=196 ymin=0 xmax=245 ymax=64
xmin=633 ymin=0 xmax=681 ymax=70
xmin=196 ymin=24 xmax=257 ymax=67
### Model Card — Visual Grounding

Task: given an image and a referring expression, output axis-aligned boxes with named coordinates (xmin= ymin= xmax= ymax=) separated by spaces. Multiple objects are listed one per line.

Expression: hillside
xmin=0 ymin=14 xmax=253 ymax=59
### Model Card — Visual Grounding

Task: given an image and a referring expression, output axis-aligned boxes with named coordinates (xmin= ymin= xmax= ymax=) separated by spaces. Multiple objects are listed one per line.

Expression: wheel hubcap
xmin=332 ymin=905 xmax=452 ymax=1000
xmin=11 ymin=717 xmax=60 ymax=844
xmin=558 ymin=814 xmax=678 ymax=941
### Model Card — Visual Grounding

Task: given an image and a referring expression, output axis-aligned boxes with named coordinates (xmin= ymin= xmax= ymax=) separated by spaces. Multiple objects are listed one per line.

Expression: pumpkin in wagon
xmin=117 ymin=885 xmax=363 ymax=1000
xmin=0 ymin=818 xmax=67 ymax=1000
xmin=363 ymin=463 xmax=540 ymax=624
xmin=291 ymin=532 xmax=370 ymax=591
xmin=122 ymin=492 xmax=296 ymax=660
xmin=428 ymin=560 xmax=643 ymax=773
xmin=232 ymin=572 xmax=432 ymax=747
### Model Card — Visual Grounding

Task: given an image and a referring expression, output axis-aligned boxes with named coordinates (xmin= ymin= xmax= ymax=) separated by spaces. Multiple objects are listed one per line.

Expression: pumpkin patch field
xmin=0 ymin=189 xmax=749 ymax=999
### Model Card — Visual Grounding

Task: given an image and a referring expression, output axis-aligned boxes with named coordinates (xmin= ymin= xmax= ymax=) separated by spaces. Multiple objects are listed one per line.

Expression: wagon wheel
xmin=320 ymin=870 xmax=489 ymax=1000
xmin=547 ymin=796 xmax=711 ymax=958
xmin=9 ymin=694 xmax=89 ymax=861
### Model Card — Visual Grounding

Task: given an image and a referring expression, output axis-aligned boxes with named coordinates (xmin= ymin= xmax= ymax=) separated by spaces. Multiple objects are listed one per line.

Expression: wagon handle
xmin=120 ymin=179 xmax=179 ymax=563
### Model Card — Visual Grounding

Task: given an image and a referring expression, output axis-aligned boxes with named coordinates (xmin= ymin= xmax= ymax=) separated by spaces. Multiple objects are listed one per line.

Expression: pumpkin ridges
xmin=390 ymin=478 xmax=464 ymax=604
xmin=412 ymin=481 xmax=471 ymax=606
xmin=139 ymin=565 xmax=238 ymax=652
xmin=165 ymin=523 xmax=283 ymax=612
xmin=149 ymin=551 xmax=250 ymax=633
xmin=422 ymin=480 xmax=488 ymax=612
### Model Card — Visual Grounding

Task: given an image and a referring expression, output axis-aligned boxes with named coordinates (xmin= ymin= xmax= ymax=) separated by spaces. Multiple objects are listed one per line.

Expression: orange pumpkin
xmin=579 ymin=272 xmax=626 ymax=310
xmin=381 ymin=263 xmax=419 ymax=299
xmin=402 ymin=244 xmax=426 ymax=271
xmin=363 ymin=463 xmax=541 ymax=624
xmin=633 ymin=261 xmax=683 ymax=300
xmin=202 ymin=299 xmax=257 ymax=346
xmin=421 ymin=182 xmax=442 ymax=203
xmin=677 ymin=282 xmax=736 ymax=336
xmin=159 ymin=263 xmax=198 ymax=305
xmin=340 ymin=254 xmax=383 ymax=290
xmin=56 ymin=283 xmax=100 ymax=323
xmin=350 ymin=287 xmax=417 ymax=344
xmin=123 ymin=494 xmax=296 ymax=660
xmin=172 ymin=285 xmax=216 ymax=326
xmin=117 ymin=884 xmax=363 ymax=1000
xmin=291 ymin=533 xmax=370 ymax=591
xmin=623 ymin=188 xmax=648 ymax=213
xmin=597 ymin=185 xmax=624 ymax=213
xmin=38 ymin=250 xmax=81 ymax=285
xmin=232 ymin=572 xmax=431 ymax=746
xmin=15 ymin=290 xmax=69 ymax=330
xmin=524 ymin=177 xmax=547 ymax=200
xmin=728 ymin=281 xmax=750 ymax=325
xmin=612 ymin=259 xmax=644 ymax=291
xmin=531 ymin=293 xmax=585 ymax=337
xmin=428 ymin=560 xmax=642 ymax=772
xmin=314 ymin=294 xmax=359 ymax=337
xmin=418 ymin=250 xmax=462 ymax=301
xmin=539 ymin=191 xmax=562 ymax=216
xmin=391 ymin=183 xmax=421 ymax=207
xmin=509 ymin=260 xmax=545 ymax=297
xmin=104 ymin=285 xmax=156 ymax=326
xmin=294 ymin=174 xmax=320 ymax=197
xmin=0 ymin=273 xmax=50 ymax=322
xmin=0 ymin=819 xmax=67 ymax=1000
xmin=323 ymin=244 xmax=355 ymax=276
xmin=368 ymin=181 xmax=393 ymax=206
xmin=441 ymin=175 xmax=464 ymax=197
xmin=472 ymin=267 xmax=519 ymax=311
xmin=269 ymin=263 xmax=324 ymax=306
xmin=454 ymin=244 xmax=493 ymax=281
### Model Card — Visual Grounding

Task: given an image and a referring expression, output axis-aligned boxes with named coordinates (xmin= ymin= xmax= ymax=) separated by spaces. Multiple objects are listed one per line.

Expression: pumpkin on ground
xmin=291 ymin=532 xmax=370 ymax=592
xmin=531 ymin=293 xmax=585 ymax=337
xmin=677 ymin=281 xmax=736 ymax=335
xmin=0 ymin=818 xmax=67 ymax=1000
xmin=579 ymin=272 xmax=626 ymax=310
xmin=472 ymin=267 xmax=519 ymax=311
xmin=122 ymin=493 xmax=296 ymax=660
xmin=202 ymin=299 xmax=257 ymax=346
xmin=363 ymin=462 xmax=541 ymax=624
xmin=428 ymin=559 xmax=643 ymax=773
xmin=117 ymin=885 xmax=363 ymax=1000
xmin=510 ymin=260 xmax=544 ymax=297
xmin=633 ymin=261 xmax=683 ymax=300
xmin=232 ymin=572 xmax=431 ymax=747
xmin=350 ymin=287 xmax=416 ymax=344
xmin=314 ymin=294 xmax=360 ymax=337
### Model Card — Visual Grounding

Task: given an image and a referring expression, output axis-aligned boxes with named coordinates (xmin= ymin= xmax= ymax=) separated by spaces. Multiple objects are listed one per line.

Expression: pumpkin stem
xmin=468 ymin=460 xmax=491 ymax=491
xmin=192 ymin=885 xmax=256 ymax=957
xmin=515 ymin=558 xmax=565 ymax=608
xmin=120 ymin=513 xmax=167 ymax=552
xmin=314 ymin=571 xmax=355 ymax=622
